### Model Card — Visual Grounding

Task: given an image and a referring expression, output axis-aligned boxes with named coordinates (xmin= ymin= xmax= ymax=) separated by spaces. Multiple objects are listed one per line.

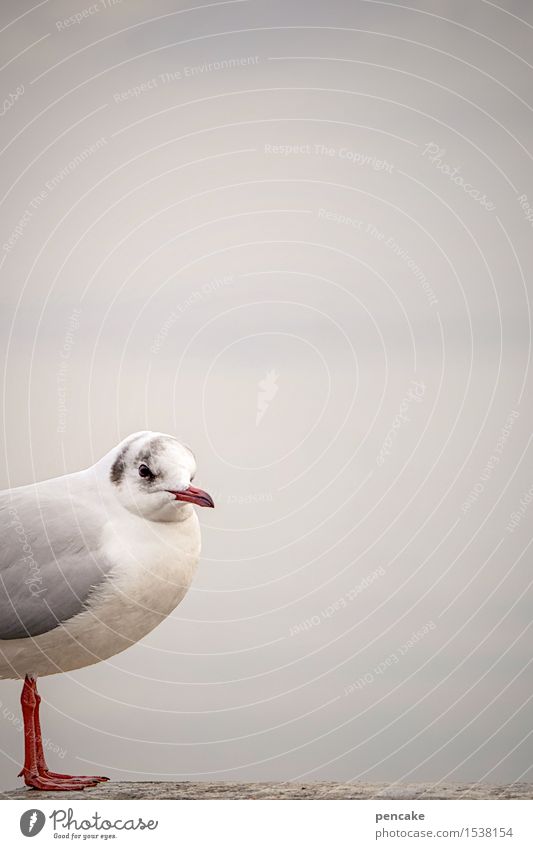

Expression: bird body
xmin=0 ymin=477 xmax=200 ymax=678
xmin=0 ymin=432 xmax=214 ymax=789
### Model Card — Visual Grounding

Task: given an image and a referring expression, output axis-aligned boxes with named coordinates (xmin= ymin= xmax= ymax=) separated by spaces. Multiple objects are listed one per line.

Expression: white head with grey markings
xmin=99 ymin=431 xmax=214 ymax=522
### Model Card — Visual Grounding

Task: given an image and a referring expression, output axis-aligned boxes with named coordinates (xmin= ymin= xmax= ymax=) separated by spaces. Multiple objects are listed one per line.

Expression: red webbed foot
xmin=21 ymin=770 xmax=101 ymax=791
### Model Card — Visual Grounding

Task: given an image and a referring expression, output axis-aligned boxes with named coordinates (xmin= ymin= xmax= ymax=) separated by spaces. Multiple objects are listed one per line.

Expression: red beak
xmin=169 ymin=485 xmax=215 ymax=508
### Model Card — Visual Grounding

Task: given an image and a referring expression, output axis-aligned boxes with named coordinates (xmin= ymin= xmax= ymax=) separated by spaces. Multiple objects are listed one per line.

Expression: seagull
xmin=0 ymin=431 xmax=214 ymax=791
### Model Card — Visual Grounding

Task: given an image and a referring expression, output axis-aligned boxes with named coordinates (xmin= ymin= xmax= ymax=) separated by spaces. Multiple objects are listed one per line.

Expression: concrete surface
xmin=3 ymin=781 xmax=533 ymax=800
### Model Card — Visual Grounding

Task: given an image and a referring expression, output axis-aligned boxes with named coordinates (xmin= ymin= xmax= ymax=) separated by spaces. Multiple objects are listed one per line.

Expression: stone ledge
xmin=3 ymin=781 xmax=533 ymax=800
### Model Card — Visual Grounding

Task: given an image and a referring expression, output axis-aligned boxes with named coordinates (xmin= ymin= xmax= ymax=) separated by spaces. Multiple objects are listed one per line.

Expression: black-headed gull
xmin=0 ymin=431 xmax=214 ymax=791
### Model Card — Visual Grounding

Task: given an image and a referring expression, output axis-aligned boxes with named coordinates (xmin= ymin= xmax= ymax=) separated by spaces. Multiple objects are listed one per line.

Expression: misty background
xmin=0 ymin=0 xmax=532 ymax=791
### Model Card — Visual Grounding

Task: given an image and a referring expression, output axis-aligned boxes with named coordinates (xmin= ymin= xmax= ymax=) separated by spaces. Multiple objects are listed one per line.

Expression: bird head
xmin=103 ymin=431 xmax=214 ymax=521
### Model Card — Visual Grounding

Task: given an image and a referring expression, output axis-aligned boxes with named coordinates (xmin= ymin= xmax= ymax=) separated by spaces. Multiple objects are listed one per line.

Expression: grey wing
xmin=0 ymin=485 xmax=113 ymax=640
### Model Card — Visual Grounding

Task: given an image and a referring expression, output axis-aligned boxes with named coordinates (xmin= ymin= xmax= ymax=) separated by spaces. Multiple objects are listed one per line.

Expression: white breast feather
xmin=0 ymin=509 xmax=201 ymax=679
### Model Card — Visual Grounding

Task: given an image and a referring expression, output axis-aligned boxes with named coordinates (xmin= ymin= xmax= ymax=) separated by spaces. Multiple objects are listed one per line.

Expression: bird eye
xmin=138 ymin=464 xmax=153 ymax=479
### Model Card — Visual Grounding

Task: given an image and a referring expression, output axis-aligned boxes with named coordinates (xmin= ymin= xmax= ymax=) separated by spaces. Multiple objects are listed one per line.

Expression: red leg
xmin=18 ymin=676 xmax=108 ymax=791
xmin=33 ymin=684 xmax=108 ymax=784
